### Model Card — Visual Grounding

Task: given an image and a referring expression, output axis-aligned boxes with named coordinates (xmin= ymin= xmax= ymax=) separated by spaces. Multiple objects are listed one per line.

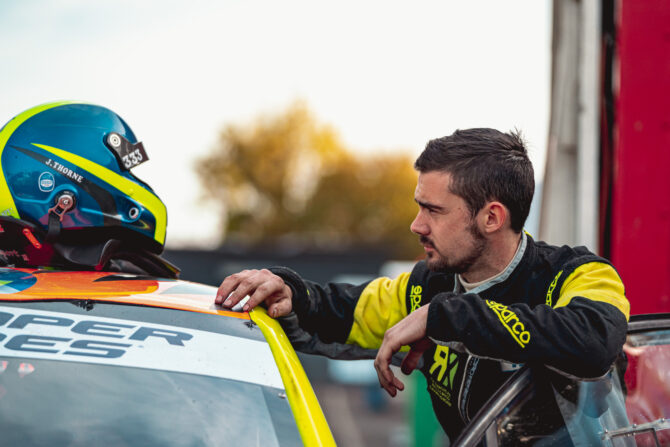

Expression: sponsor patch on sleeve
xmin=485 ymin=300 xmax=531 ymax=348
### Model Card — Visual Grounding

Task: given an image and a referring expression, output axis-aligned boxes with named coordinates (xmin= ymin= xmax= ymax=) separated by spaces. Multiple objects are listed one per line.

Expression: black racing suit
xmin=270 ymin=234 xmax=629 ymax=440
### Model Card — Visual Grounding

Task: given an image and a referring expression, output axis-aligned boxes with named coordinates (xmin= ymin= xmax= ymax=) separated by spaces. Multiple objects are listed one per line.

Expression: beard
xmin=421 ymin=222 xmax=487 ymax=274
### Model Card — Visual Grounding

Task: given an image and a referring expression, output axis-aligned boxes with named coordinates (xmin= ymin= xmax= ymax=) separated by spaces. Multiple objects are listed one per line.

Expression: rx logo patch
xmin=426 ymin=345 xmax=460 ymax=407
xmin=430 ymin=346 xmax=459 ymax=390
xmin=0 ymin=269 xmax=37 ymax=294
xmin=38 ymin=172 xmax=55 ymax=192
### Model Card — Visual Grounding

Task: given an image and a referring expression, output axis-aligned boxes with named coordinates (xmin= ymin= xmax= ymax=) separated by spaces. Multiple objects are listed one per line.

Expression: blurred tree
xmin=196 ymin=102 xmax=422 ymax=259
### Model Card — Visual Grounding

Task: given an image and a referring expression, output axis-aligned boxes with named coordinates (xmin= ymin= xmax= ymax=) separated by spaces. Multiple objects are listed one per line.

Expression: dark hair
xmin=414 ymin=128 xmax=534 ymax=233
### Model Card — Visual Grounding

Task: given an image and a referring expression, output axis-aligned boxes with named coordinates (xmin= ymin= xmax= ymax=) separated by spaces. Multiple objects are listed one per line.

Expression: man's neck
xmin=461 ymin=232 xmax=523 ymax=283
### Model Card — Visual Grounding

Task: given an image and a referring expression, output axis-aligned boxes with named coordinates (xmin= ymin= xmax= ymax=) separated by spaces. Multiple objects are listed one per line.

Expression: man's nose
xmin=410 ymin=212 xmax=428 ymax=235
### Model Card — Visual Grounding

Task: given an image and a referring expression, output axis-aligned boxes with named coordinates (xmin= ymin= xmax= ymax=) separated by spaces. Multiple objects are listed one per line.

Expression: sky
xmin=0 ymin=0 xmax=552 ymax=248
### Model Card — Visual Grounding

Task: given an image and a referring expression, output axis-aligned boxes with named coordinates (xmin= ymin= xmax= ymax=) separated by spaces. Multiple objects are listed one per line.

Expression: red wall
xmin=611 ymin=0 xmax=670 ymax=314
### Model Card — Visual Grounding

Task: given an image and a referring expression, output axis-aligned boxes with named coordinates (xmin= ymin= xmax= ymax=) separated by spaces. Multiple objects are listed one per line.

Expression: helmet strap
xmin=46 ymin=193 xmax=75 ymax=242
xmin=46 ymin=211 xmax=62 ymax=242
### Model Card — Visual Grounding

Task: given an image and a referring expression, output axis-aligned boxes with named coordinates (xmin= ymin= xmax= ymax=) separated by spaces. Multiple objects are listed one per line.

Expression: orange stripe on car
xmin=0 ymin=269 xmax=248 ymax=319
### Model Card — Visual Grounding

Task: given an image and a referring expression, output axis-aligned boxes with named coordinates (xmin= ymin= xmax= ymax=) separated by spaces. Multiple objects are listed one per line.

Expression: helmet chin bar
xmin=0 ymin=217 xmax=179 ymax=278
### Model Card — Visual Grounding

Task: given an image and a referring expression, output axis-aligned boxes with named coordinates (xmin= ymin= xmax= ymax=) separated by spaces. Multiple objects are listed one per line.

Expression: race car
xmin=0 ymin=266 xmax=335 ymax=446
xmin=5 ymin=264 xmax=670 ymax=446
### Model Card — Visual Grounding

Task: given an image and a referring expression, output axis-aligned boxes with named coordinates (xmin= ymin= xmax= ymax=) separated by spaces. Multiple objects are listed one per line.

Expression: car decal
xmin=0 ymin=268 xmax=246 ymax=319
xmin=0 ymin=305 xmax=283 ymax=389
xmin=0 ymin=268 xmax=37 ymax=294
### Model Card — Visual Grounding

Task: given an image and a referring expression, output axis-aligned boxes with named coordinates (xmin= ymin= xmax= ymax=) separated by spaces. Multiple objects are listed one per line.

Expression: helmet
xmin=0 ymin=101 xmax=167 ymax=256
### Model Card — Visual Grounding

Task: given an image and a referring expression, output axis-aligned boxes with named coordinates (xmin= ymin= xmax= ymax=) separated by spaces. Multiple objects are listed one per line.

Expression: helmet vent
xmin=128 ymin=207 xmax=140 ymax=220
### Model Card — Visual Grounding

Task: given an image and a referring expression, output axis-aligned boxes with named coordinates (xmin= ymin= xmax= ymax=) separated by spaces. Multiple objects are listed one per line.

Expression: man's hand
xmin=216 ymin=269 xmax=293 ymax=317
xmin=374 ymin=304 xmax=433 ymax=397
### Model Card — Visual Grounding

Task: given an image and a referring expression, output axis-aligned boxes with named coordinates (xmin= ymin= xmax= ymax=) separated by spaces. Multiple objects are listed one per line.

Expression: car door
xmin=452 ymin=314 xmax=670 ymax=446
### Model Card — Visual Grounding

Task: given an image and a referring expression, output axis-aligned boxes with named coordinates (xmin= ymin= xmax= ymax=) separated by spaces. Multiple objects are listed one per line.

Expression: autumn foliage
xmin=196 ymin=102 xmax=422 ymax=259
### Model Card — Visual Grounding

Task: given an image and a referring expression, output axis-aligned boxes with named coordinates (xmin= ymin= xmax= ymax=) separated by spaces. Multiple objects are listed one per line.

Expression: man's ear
xmin=478 ymin=201 xmax=508 ymax=234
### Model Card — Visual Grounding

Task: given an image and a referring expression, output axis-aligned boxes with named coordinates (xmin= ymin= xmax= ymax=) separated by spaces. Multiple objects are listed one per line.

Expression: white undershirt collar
xmin=455 ymin=232 xmax=527 ymax=294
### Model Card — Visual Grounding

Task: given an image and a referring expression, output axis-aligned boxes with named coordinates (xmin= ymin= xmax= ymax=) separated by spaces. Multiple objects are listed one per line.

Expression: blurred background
xmin=2 ymin=0 xmax=668 ymax=445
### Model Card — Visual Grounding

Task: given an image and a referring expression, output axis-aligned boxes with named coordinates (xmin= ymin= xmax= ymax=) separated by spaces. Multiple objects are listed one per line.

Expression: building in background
xmin=541 ymin=0 xmax=670 ymax=315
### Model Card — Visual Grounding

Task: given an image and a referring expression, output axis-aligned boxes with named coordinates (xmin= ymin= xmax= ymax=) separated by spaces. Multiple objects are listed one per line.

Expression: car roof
xmin=0 ymin=267 xmax=242 ymax=318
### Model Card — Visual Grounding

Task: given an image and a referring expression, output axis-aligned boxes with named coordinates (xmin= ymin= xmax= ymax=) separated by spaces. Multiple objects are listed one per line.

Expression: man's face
xmin=410 ymin=171 xmax=486 ymax=273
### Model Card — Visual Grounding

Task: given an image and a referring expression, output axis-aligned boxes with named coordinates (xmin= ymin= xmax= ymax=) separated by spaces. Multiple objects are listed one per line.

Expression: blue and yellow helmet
xmin=0 ymin=101 xmax=167 ymax=253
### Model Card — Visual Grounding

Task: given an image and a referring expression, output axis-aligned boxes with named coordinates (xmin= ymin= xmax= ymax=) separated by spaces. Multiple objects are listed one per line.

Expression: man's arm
xmin=216 ymin=268 xmax=294 ymax=317
xmin=426 ymin=261 xmax=628 ymax=377
xmin=374 ymin=304 xmax=431 ymax=397
xmin=374 ymin=261 xmax=629 ymax=396
xmin=217 ymin=266 xmax=413 ymax=346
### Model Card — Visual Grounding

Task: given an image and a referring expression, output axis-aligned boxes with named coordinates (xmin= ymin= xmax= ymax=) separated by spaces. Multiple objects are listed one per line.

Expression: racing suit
xmin=270 ymin=233 xmax=629 ymax=440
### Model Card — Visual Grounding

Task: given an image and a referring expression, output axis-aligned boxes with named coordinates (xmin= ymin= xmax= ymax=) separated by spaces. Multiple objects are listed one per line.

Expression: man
xmin=216 ymin=128 xmax=629 ymax=440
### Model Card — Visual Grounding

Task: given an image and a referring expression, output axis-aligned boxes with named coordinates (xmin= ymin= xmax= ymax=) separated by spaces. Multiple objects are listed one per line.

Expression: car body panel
xmin=0 ymin=267 xmax=246 ymax=318
xmin=251 ymin=307 xmax=336 ymax=446
xmin=0 ymin=267 xmax=336 ymax=446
